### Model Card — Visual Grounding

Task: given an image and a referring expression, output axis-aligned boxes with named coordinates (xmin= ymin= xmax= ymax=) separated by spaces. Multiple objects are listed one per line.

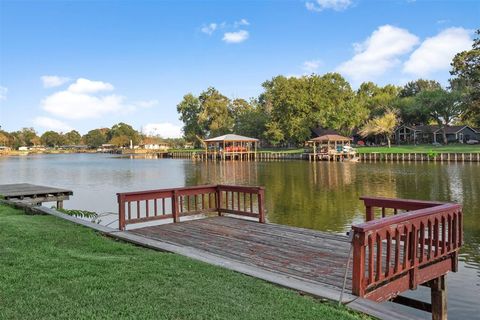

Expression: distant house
xmin=394 ymin=125 xmax=438 ymax=144
xmin=394 ymin=125 xmax=479 ymax=144
xmin=433 ymin=125 xmax=478 ymax=143
xmin=141 ymin=143 xmax=169 ymax=151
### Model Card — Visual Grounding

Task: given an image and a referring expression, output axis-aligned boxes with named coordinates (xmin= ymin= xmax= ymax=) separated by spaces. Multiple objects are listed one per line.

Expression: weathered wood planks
xmin=131 ymin=216 xmax=353 ymax=291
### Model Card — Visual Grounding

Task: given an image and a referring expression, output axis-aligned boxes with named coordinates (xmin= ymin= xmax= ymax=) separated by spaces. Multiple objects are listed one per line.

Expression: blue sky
xmin=0 ymin=0 xmax=478 ymax=137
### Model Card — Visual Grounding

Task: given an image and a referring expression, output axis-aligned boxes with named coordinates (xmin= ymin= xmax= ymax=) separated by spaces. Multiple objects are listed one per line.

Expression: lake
xmin=1 ymin=153 xmax=479 ymax=319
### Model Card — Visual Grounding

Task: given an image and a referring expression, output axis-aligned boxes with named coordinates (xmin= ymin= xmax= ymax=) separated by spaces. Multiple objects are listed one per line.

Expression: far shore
xmin=1 ymin=143 xmax=479 ymax=157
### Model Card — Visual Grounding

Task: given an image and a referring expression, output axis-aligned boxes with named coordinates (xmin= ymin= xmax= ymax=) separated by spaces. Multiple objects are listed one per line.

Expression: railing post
xmin=172 ymin=190 xmax=179 ymax=223
xmin=118 ymin=194 xmax=126 ymax=230
xmin=352 ymin=231 xmax=365 ymax=297
xmin=258 ymin=187 xmax=265 ymax=223
xmin=366 ymin=206 xmax=374 ymax=221
xmin=216 ymin=186 xmax=222 ymax=216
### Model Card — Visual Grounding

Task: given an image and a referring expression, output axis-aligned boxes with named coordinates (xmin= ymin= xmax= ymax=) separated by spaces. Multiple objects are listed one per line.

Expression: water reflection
xmin=0 ymin=154 xmax=479 ymax=319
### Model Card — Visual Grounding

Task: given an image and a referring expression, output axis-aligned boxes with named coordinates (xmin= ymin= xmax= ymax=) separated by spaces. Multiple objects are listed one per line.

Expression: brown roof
xmin=310 ymin=134 xmax=352 ymax=142
xmin=311 ymin=127 xmax=340 ymax=137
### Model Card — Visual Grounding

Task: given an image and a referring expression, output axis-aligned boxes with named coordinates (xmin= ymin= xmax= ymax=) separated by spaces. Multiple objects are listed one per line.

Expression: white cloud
xmin=201 ymin=23 xmax=218 ymax=35
xmin=40 ymin=77 xmax=151 ymax=120
xmin=222 ymin=30 xmax=249 ymax=43
xmin=42 ymin=91 xmax=127 ymax=120
xmin=336 ymin=25 xmax=419 ymax=82
xmin=302 ymin=60 xmax=322 ymax=73
xmin=41 ymin=75 xmax=71 ymax=88
xmin=142 ymin=123 xmax=182 ymax=138
xmin=33 ymin=116 xmax=73 ymax=132
xmin=403 ymin=27 xmax=472 ymax=77
xmin=135 ymin=99 xmax=158 ymax=108
xmin=306 ymin=0 xmax=353 ymax=12
xmin=234 ymin=19 xmax=249 ymax=27
xmin=0 ymin=86 xmax=7 ymax=101
xmin=68 ymin=78 xmax=114 ymax=94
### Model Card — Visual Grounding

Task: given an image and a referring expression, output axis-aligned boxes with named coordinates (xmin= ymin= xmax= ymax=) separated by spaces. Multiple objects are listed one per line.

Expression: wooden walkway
xmin=0 ymin=183 xmax=73 ymax=208
xmin=117 ymin=184 xmax=463 ymax=320
xmin=131 ymin=216 xmax=353 ymax=292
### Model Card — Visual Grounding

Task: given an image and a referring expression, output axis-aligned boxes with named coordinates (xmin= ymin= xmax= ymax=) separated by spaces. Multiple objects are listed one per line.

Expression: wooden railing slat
xmin=117 ymin=185 xmax=265 ymax=229
xmin=352 ymin=197 xmax=462 ymax=300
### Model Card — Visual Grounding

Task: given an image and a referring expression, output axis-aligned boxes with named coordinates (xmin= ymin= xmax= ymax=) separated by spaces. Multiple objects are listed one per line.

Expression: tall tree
xmin=177 ymin=93 xmax=204 ymax=145
xmin=198 ymin=87 xmax=233 ymax=137
xmin=399 ymin=79 xmax=442 ymax=98
xmin=359 ymin=111 xmax=398 ymax=148
xmin=40 ymin=131 xmax=64 ymax=147
xmin=108 ymin=123 xmax=140 ymax=146
xmin=64 ymin=130 xmax=82 ymax=145
xmin=231 ymin=99 xmax=267 ymax=138
xmin=415 ymin=89 xmax=465 ymax=144
xmin=83 ymin=129 xmax=108 ymax=148
xmin=357 ymin=82 xmax=399 ymax=117
xmin=450 ymin=29 xmax=480 ymax=126
xmin=11 ymin=127 xmax=39 ymax=147
xmin=261 ymin=73 xmax=365 ymax=145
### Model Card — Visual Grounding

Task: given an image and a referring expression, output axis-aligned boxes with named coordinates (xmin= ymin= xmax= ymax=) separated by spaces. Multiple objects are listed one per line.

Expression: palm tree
xmin=359 ymin=111 xmax=398 ymax=148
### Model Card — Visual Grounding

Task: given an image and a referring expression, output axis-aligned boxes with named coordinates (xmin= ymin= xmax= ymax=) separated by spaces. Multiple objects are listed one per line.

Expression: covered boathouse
xmin=307 ymin=133 xmax=357 ymax=161
xmin=203 ymin=134 xmax=259 ymax=160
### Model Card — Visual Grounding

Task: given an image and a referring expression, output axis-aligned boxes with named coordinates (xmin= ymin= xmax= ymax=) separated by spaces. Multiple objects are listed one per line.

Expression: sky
xmin=0 ymin=0 xmax=478 ymax=137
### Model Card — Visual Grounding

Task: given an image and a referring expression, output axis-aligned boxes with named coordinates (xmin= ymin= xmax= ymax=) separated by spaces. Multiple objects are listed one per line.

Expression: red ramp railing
xmin=352 ymin=197 xmax=462 ymax=302
xmin=117 ymin=185 xmax=265 ymax=230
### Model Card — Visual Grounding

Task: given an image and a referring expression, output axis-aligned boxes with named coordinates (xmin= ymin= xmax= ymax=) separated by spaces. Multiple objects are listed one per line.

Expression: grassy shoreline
xmin=0 ymin=204 xmax=366 ymax=320
xmin=171 ymin=145 xmax=480 ymax=155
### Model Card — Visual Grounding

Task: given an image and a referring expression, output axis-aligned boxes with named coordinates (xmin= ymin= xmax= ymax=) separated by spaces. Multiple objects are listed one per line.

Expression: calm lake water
xmin=0 ymin=153 xmax=479 ymax=319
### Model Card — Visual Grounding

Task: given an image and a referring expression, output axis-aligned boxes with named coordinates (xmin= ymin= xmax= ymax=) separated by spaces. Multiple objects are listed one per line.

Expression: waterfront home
xmin=394 ymin=124 xmax=479 ymax=144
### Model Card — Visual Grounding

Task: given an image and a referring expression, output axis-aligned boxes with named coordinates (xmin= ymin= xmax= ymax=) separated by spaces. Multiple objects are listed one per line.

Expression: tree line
xmin=0 ymin=123 xmax=185 ymax=149
xmin=177 ymin=30 xmax=479 ymax=147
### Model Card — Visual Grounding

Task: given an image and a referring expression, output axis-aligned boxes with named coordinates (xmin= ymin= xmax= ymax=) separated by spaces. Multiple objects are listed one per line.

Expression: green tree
xmin=108 ymin=123 xmax=140 ymax=146
xmin=230 ymin=99 xmax=267 ymax=138
xmin=198 ymin=87 xmax=233 ymax=137
xmin=415 ymin=89 xmax=465 ymax=144
xmin=357 ymin=82 xmax=399 ymax=117
xmin=450 ymin=29 xmax=480 ymax=126
xmin=394 ymin=96 xmax=430 ymax=125
xmin=40 ymin=131 xmax=64 ymax=147
xmin=177 ymin=93 xmax=204 ymax=145
xmin=399 ymin=79 xmax=442 ymax=98
xmin=263 ymin=121 xmax=284 ymax=147
xmin=261 ymin=73 xmax=366 ymax=145
xmin=109 ymin=135 xmax=130 ymax=147
xmin=64 ymin=130 xmax=82 ymax=145
xmin=83 ymin=129 xmax=108 ymax=148
xmin=11 ymin=128 xmax=39 ymax=147
xmin=0 ymin=130 xmax=13 ymax=147
xmin=359 ymin=111 xmax=398 ymax=148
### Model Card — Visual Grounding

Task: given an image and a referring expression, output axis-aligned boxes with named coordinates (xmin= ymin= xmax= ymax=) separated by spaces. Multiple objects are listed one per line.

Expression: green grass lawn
xmin=0 ymin=205 xmax=366 ymax=320
xmin=356 ymin=144 xmax=480 ymax=154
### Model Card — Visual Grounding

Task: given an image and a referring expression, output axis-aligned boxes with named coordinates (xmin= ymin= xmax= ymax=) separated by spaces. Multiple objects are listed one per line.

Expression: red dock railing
xmin=352 ymin=197 xmax=462 ymax=302
xmin=117 ymin=184 xmax=265 ymax=230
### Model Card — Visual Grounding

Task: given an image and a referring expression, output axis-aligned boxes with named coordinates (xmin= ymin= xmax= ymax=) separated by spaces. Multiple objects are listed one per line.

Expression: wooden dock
xmin=132 ymin=216 xmax=354 ymax=293
xmin=0 ymin=183 xmax=73 ymax=208
xmin=116 ymin=184 xmax=463 ymax=320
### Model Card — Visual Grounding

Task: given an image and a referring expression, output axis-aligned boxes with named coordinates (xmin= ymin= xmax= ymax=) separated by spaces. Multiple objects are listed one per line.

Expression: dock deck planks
xmin=0 ymin=183 xmax=73 ymax=199
xmin=131 ymin=216 xmax=353 ymax=292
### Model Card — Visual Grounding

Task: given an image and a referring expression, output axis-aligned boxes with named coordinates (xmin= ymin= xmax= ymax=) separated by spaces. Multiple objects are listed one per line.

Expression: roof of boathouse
xmin=204 ymin=134 xmax=259 ymax=143
xmin=310 ymin=134 xmax=352 ymax=143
